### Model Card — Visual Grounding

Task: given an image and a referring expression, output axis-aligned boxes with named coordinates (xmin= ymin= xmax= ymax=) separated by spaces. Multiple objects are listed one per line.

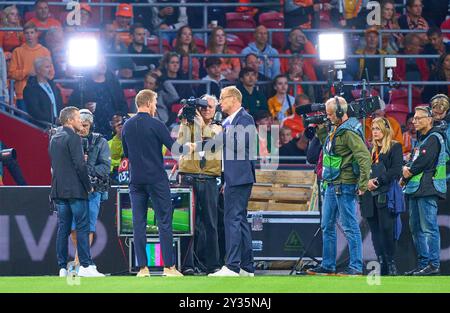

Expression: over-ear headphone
xmin=430 ymin=93 xmax=449 ymax=104
xmin=335 ymin=96 xmax=344 ymax=119
xmin=381 ymin=117 xmax=390 ymax=129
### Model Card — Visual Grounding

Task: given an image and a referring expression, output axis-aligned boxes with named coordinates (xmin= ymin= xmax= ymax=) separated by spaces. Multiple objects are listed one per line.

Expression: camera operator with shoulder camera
xmin=69 ymin=109 xmax=111 ymax=274
xmin=307 ymin=96 xmax=371 ymax=276
xmin=176 ymin=95 xmax=223 ymax=275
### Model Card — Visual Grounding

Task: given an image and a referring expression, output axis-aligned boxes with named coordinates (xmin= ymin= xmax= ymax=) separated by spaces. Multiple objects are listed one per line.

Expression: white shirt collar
xmin=223 ymin=107 xmax=242 ymax=126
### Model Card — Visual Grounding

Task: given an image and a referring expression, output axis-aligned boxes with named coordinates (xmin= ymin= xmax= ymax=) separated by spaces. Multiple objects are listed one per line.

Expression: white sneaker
xmin=239 ymin=269 xmax=255 ymax=277
xmin=78 ymin=265 xmax=105 ymax=277
xmin=59 ymin=268 xmax=67 ymax=277
xmin=208 ymin=266 xmax=239 ymax=277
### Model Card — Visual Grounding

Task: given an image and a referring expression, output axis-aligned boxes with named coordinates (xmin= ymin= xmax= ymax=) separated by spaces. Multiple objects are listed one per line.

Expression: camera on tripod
xmin=179 ymin=97 xmax=209 ymax=123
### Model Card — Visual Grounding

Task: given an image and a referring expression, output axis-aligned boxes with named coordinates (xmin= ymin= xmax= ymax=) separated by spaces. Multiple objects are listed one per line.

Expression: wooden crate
xmin=248 ymin=170 xmax=317 ymax=212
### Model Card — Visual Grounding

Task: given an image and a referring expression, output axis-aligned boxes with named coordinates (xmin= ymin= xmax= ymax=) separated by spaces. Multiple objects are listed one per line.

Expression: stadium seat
xmin=441 ymin=18 xmax=450 ymax=41
xmin=388 ymin=88 xmax=422 ymax=108
xmin=225 ymin=12 xmax=256 ymax=46
xmin=146 ymin=36 xmax=171 ymax=53
xmin=258 ymin=12 xmax=285 ymax=51
xmin=226 ymin=34 xmax=246 ymax=53
xmin=350 ymin=88 xmax=379 ymax=100
xmin=385 ymin=103 xmax=409 ymax=125
xmin=123 ymin=88 xmax=137 ymax=110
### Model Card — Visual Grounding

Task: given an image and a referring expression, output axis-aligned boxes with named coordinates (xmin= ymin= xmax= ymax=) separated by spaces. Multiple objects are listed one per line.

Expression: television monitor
xmin=129 ymin=238 xmax=181 ymax=273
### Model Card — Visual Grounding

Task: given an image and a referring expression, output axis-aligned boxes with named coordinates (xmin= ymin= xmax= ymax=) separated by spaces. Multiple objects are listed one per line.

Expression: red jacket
xmin=394 ymin=58 xmax=430 ymax=82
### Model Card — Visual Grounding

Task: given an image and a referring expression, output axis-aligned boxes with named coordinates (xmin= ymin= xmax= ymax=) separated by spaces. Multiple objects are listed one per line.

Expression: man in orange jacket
xmin=8 ymin=22 xmax=54 ymax=112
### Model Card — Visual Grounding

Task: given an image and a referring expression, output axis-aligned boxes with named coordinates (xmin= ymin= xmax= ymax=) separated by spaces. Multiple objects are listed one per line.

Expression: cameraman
xmin=307 ymin=96 xmax=371 ymax=276
xmin=176 ymin=95 xmax=222 ymax=275
xmin=70 ymin=109 xmax=111 ymax=271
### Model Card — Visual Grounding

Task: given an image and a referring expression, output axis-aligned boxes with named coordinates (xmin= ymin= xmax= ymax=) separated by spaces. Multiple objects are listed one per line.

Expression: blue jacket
xmin=241 ymin=43 xmax=280 ymax=79
xmin=387 ymin=180 xmax=406 ymax=240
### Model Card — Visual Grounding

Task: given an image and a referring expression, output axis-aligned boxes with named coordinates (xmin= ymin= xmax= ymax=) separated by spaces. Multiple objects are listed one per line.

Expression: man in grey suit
xmin=208 ymin=86 xmax=257 ymax=277
xmin=49 ymin=106 xmax=104 ymax=277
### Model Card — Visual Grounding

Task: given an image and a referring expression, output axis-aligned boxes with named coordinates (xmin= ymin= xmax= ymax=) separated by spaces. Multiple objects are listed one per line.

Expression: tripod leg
xmin=289 ymin=226 xmax=321 ymax=275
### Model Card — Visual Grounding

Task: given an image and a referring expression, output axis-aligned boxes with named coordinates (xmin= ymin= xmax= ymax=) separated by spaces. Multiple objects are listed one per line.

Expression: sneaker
xmin=182 ymin=268 xmax=195 ymax=276
xmin=412 ymin=265 xmax=440 ymax=276
xmin=136 ymin=267 xmax=150 ymax=277
xmin=404 ymin=266 xmax=426 ymax=276
xmin=239 ymin=269 xmax=255 ymax=277
xmin=59 ymin=268 xmax=68 ymax=277
xmin=306 ymin=265 xmax=336 ymax=276
xmin=336 ymin=268 xmax=363 ymax=276
xmin=78 ymin=265 xmax=105 ymax=277
xmin=208 ymin=266 xmax=239 ymax=277
xmin=163 ymin=266 xmax=183 ymax=277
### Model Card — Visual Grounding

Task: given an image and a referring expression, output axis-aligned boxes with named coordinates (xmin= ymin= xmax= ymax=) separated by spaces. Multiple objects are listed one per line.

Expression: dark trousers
xmin=183 ymin=177 xmax=220 ymax=271
xmin=366 ymin=199 xmax=397 ymax=261
xmin=55 ymin=199 xmax=91 ymax=268
xmin=224 ymin=183 xmax=254 ymax=273
xmin=130 ymin=181 xmax=174 ymax=268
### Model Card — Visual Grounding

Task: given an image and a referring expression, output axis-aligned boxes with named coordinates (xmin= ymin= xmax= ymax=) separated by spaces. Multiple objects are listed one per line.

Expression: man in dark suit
xmin=208 ymin=86 xmax=257 ymax=277
xmin=49 ymin=106 xmax=104 ymax=277
xmin=121 ymin=89 xmax=183 ymax=277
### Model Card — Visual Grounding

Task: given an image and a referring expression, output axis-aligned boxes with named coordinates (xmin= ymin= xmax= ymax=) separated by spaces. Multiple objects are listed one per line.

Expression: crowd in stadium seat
xmin=0 ymin=0 xmax=449 ymax=165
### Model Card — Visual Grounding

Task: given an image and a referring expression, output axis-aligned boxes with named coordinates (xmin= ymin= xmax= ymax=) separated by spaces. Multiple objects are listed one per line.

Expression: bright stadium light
xmin=67 ymin=37 xmax=99 ymax=68
xmin=318 ymin=33 xmax=345 ymax=61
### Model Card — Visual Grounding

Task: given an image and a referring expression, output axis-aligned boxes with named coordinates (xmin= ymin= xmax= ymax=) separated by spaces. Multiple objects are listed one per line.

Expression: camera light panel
xmin=318 ymin=33 xmax=345 ymax=61
xmin=68 ymin=37 xmax=99 ymax=68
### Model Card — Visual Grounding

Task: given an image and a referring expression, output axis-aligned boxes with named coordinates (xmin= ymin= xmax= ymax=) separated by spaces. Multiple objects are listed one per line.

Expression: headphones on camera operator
xmin=335 ymin=96 xmax=345 ymax=120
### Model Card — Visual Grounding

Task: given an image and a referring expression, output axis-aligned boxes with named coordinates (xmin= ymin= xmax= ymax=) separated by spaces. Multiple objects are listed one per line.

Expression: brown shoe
xmin=136 ymin=266 xmax=150 ymax=277
xmin=163 ymin=266 xmax=183 ymax=277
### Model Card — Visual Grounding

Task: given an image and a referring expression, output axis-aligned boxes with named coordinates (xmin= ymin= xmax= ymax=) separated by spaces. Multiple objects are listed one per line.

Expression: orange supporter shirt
xmin=0 ymin=31 xmax=25 ymax=53
xmin=205 ymin=49 xmax=241 ymax=75
xmin=29 ymin=17 xmax=62 ymax=29
xmin=281 ymin=41 xmax=318 ymax=80
xmin=365 ymin=116 xmax=405 ymax=152
xmin=8 ymin=43 xmax=54 ymax=100
xmin=112 ymin=21 xmax=132 ymax=47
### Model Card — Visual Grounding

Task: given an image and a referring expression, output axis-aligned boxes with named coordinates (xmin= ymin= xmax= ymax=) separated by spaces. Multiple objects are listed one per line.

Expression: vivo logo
xmin=0 ymin=215 xmax=107 ymax=262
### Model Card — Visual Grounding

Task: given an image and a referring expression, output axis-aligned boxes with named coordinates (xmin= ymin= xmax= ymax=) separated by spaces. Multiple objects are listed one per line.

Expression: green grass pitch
xmin=1 ymin=276 xmax=450 ymax=293
xmin=121 ymin=208 xmax=190 ymax=234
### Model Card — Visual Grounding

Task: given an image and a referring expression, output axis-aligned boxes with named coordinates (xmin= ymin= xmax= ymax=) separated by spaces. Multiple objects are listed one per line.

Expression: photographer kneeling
xmin=70 ymin=109 xmax=111 ymax=273
xmin=177 ymin=95 xmax=223 ymax=275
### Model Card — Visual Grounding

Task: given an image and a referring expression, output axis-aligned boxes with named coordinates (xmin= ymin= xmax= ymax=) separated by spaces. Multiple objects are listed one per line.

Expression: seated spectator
xmin=113 ymin=3 xmax=133 ymax=46
xmin=199 ymin=56 xmax=226 ymax=98
xmin=243 ymin=53 xmax=271 ymax=82
xmin=398 ymin=0 xmax=431 ymax=43
xmin=380 ymin=0 xmax=403 ymax=54
xmin=65 ymin=3 xmax=97 ymax=33
xmin=283 ymin=0 xmax=314 ymax=30
xmin=402 ymin=112 xmax=417 ymax=161
xmin=394 ymin=33 xmax=429 ymax=82
xmin=422 ymin=53 xmax=450 ymax=102
xmin=149 ymin=0 xmax=188 ymax=42
xmin=42 ymin=27 xmax=66 ymax=78
xmin=23 ymin=56 xmax=62 ymax=125
xmin=254 ymin=110 xmax=275 ymax=156
xmin=237 ymin=67 xmax=268 ymax=116
xmin=286 ymin=55 xmax=316 ymax=102
xmin=280 ymin=94 xmax=307 ymax=138
xmin=68 ymin=56 xmax=128 ymax=139
xmin=267 ymin=74 xmax=295 ymax=121
xmin=241 ymin=25 xmax=280 ymax=79
xmin=205 ymin=27 xmax=241 ymax=82
xmin=423 ymin=27 xmax=450 ymax=72
xmin=281 ymin=28 xmax=317 ymax=81
xmin=8 ymin=22 xmax=54 ymax=112
xmin=0 ymin=48 xmax=8 ymax=103
xmin=174 ymin=25 xmax=200 ymax=80
xmin=108 ymin=114 xmax=125 ymax=185
xmin=158 ymin=52 xmax=195 ymax=101
xmin=28 ymin=0 xmax=61 ymax=31
xmin=364 ymin=109 xmax=405 ymax=152
xmin=127 ymin=23 xmax=158 ymax=78
xmin=352 ymin=27 xmax=386 ymax=81
xmin=279 ymin=131 xmax=308 ymax=164
xmin=335 ymin=0 xmax=368 ymax=29
xmin=279 ymin=126 xmax=293 ymax=147
xmin=99 ymin=22 xmax=134 ymax=79
xmin=0 ymin=5 xmax=24 ymax=55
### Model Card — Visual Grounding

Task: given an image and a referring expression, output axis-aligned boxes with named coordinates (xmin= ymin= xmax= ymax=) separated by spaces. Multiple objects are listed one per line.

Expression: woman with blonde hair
xmin=380 ymin=0 xmax=403 ymax=54
xmin=205 ymin=27 xmax=240 ymax=81
xmin=361 ymin=117 xmax=403 ymax=276
xmin=0 ymin=5 xmax=24 ymax=54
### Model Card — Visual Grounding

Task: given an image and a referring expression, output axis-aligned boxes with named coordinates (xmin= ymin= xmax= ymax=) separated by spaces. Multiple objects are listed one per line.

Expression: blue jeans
xmin=55 ymin=199 xmax=91 ymax=268
xmin=71 ymin=192 xmax=101 ymax=232
xmin=409 ymin=196 xmax=440 ymax=268
xmin=321 ymin=183 xmax=363 ymax=272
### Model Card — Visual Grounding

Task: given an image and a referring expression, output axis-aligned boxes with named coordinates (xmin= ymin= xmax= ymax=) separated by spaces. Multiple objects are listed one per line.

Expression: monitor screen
xmin=117 ymin=188 xmax=193 ymax=236
xmin=129 ymin=239 xmax=180 ymax=271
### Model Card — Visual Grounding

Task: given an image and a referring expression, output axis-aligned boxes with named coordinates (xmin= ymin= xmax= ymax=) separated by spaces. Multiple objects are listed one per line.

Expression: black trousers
xmin=183 ymin=176 xmax=220 ymax=272
xmin=366 ymin=197 xmax=397 ymax=261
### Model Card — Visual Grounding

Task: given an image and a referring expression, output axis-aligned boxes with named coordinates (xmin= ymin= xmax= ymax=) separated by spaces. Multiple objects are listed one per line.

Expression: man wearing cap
xmin=113 ymin=3 xmax=134 ymax=46
xmin=351 ymin=27 xmax=386 ymax=81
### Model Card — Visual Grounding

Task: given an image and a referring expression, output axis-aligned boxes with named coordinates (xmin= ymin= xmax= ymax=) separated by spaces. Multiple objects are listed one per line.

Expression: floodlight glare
xmin=68 ymin=37 xmax=99 ymax=68
xmin=318 ymin=33 xmax=345 ymax=61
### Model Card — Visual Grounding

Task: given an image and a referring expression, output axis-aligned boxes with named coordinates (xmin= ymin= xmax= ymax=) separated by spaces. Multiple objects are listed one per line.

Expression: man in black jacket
xmin=49 ymin=106 xmax=104 ymax=278
xmin=24 ymin=57 xmax=63 ymax=126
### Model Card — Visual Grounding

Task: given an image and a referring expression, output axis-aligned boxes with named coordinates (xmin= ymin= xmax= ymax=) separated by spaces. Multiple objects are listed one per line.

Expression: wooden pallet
xmin=248 ymin=170 xmax=317 ymax=212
